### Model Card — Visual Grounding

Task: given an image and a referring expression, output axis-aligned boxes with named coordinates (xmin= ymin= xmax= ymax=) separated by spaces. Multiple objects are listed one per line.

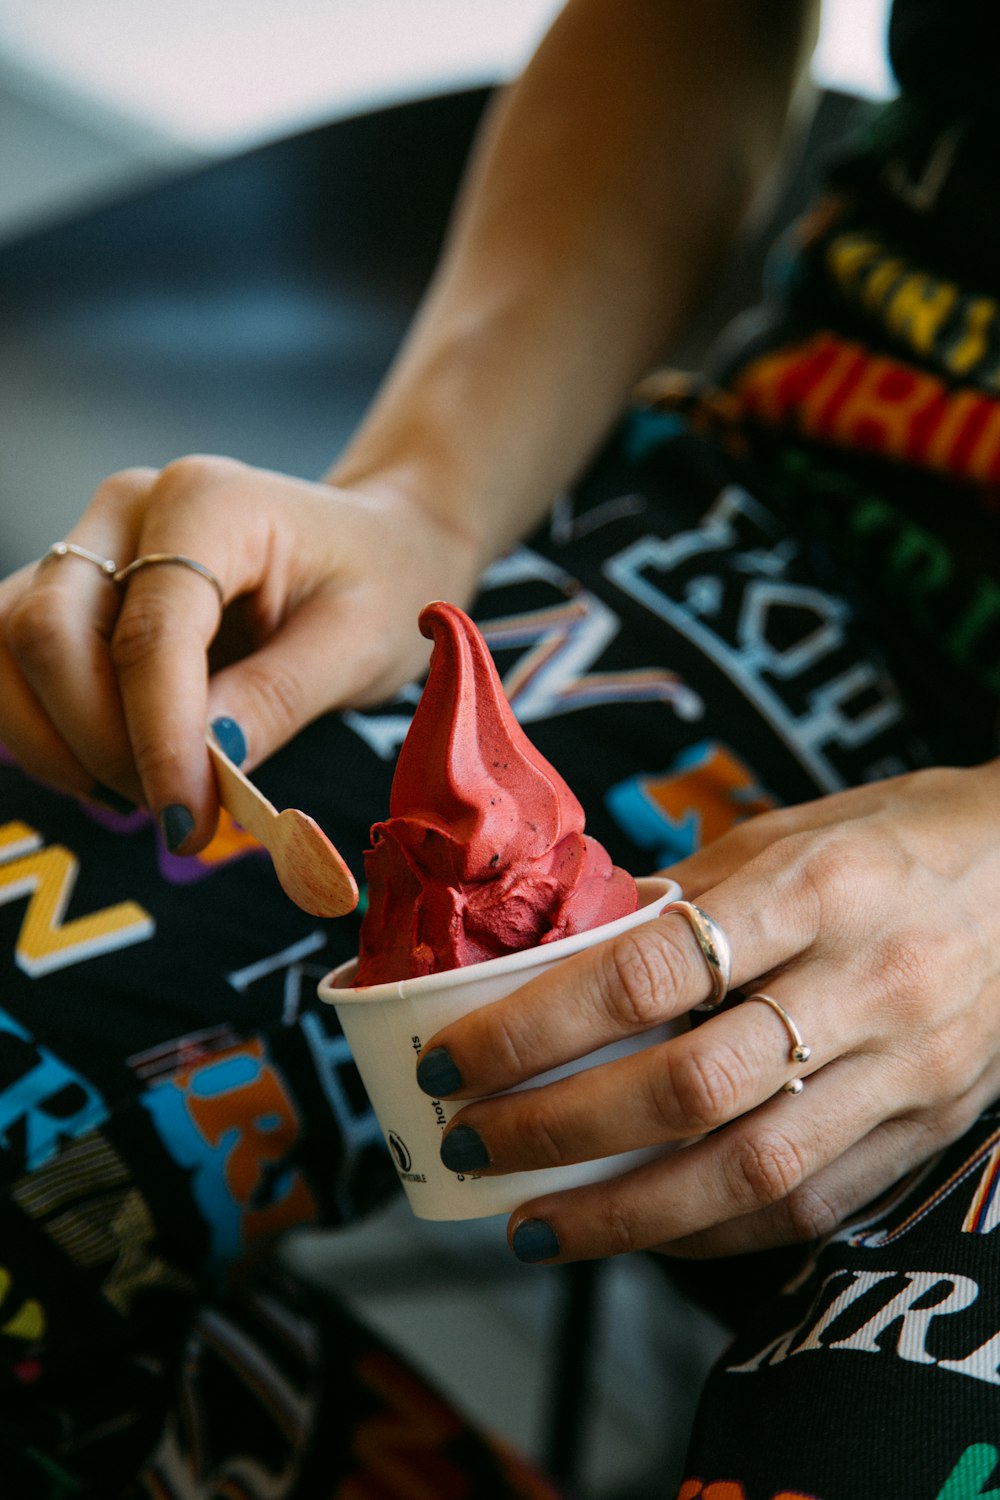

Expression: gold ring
xmin=661 ymin=899 xmax=732 ymax=1012
xmin=114 ymin=553 xmax=225 ymax=610
xmin=745 ymin=992 xmax=811 ymax=1095
xmin=43 ymin=541 xmax=119 ymax=577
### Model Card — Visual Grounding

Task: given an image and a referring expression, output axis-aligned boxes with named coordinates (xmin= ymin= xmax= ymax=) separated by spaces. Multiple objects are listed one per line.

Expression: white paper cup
xmin=317 ymin=876 xmax=682 ymax=1220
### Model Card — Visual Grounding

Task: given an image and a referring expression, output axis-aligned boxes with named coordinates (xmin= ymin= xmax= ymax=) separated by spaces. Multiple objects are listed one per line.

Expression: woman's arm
xmin=332 ymin=0 xmax=820 ymax=559
xmin=0 ymin=0 xmax=818 ymax=845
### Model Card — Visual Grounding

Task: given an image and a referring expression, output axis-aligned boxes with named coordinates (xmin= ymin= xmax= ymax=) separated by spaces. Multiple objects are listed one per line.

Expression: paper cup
xmin=317 ymin=876 xmax=682 ymax=1220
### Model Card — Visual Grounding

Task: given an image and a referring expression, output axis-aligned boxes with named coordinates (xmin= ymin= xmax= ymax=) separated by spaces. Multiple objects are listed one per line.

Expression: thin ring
xmin=745 ymin=992 xmax=812 ymax=1095
xmin=661 ymin=899 xmax=733 ymax=1012
xmin=114 ymin=553 xmax=225 ymax=610
xmin=42 ymin=541 xmax=119 ymax=577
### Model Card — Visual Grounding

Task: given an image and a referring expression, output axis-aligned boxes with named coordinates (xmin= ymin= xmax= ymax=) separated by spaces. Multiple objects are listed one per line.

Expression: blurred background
xmin=0 ymin=0 xmax=892 ymax=242
xmin=0 ymin=3 xmax=892 ymax=1496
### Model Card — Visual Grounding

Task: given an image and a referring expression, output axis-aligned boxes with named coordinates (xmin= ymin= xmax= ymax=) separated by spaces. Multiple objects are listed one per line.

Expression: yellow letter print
xmin=0 ymin=822 xmax=154 ymax=977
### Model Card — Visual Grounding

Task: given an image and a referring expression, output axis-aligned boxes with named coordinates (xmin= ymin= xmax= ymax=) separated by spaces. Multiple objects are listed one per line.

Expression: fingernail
xmin=210 ymin=716 xmax=247 ymax=766
xmin=512 ymin=1219 xmax=560 ymax=1264
xmin=90 ymin=783 xmax=136 ymax=814
xmin=416 ymin=1047 xmax=462 ymax=1097
xmin=159 ymin=803 xmax=195 ymax=853
xmin=440 ymin=1124 xmax=490 ymax=1173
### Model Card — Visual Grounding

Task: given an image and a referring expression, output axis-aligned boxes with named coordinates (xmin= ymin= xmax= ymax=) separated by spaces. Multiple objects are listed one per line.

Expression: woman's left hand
xmin=416 ymin=761 xmax=1000 ymax=1261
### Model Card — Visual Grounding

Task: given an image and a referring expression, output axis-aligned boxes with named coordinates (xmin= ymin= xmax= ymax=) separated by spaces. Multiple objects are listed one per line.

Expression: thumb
xmin=204 ymin=590 xmax=424 ymax=773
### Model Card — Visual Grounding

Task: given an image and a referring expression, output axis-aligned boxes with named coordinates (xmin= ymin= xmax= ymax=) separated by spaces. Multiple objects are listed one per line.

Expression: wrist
xmin=320 ymin=458 xmax=489 ymax=591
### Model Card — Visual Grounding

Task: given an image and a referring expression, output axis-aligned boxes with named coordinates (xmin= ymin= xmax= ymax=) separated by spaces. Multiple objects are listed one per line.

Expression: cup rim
xmin=318 ymin=875 xmax=679 ymax=1003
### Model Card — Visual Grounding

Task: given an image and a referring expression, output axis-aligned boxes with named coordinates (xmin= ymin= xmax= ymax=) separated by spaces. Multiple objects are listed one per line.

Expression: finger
xmin=0 ymin=581 xmax=99 ymax=799
xmin=205 ymin=585 xmax=430 ymax=773
xmin=659 ymin=1123 xmax=942 ymax=1259
xmin=1 ymin=470 xmax=158 ymax=801
xmin=503 ymin=1052 xmax=911 ymax=1263
xmin=6 ymin=512 xmax=144 ymax=803
xmin=417 ymin=863 xmax=824 ymax=1101
xmin=660 ymin=1051 xmax=1000 ymax=1258
xmin=113 ymin=568 xmax=227 ymax=852
xmin=662 ymin=1109 xmax=991 ymax=1258
xmin=439 ymin=979 xmax=841 ymax=1174
xmin=109 ymin=464 xmax=267 ymax=850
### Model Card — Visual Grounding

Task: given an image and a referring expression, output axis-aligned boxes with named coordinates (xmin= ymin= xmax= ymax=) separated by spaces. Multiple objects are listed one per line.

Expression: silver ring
xmin=114 ymin=553 xmax=225 ymax=610
xmin=661 ymin=899 xmax=732 ymax=1012
xmin=43 ymin=541 xmax=119 ymax=577
xmin=745 ymin=992 xmax=811 ymax=1095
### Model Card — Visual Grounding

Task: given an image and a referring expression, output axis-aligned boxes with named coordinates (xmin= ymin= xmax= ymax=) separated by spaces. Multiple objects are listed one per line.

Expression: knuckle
xmin=594 ymin=1194 xmax=640 ymax=1258
xmin=876 ymin=926 xmax=940 ymax=1014
xmin=231 ymin=660 xmax=305 ymax=746
xmin=601 ymin=928 xmax=682 ymax=1032
xmin=6 ymin=589 xmax=71 ymax=666
xmin=728 ymin=1128 xmax=805 ymax=1212
xmin=659 ymin=1044 xmax=746 ymax=1132
xmin=157 ymin=454 xmax=246 ymax=502
xmin=485 ymin=1009 xmax=541 ymax=1080
xmin=895 ymin=1107 xmax=956 ymax=1158
xmin=127 ymin=732 xmax=184 ymax=787
xmin=513 ymin=1099 xmax=569 ymax=1169
xmin=111 ymin=602 xmax=171 ymax=674
xmin=798 ymin=830 xmax=872 ymax=917
xmin=779 ymin=1180 xmax=845 ymax=1242
xmin=91 ymin=466 xmax=159 ymax=512
xmin=902 ymin=1026 xmax=967 ymax=1104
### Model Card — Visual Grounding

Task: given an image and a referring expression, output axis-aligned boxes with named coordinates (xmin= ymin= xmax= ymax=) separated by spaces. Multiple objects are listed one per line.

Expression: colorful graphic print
xmin=0 ymin=820 xmax=153 ymax=976
xmin=0 ymin=1008 xmax=107 ymax=1180
xmin=142 ymin=1038 xmax=318 ymax=1268
xmin=11 ymin=1132 xmax=194 ymax=1320
xmin=606 ymin=739 xmax=776 ymax=864
xmin=821 ymin=228 xmax=1000 ymax=392
xmin=733 ymin=331 xmax=1000 ymax=486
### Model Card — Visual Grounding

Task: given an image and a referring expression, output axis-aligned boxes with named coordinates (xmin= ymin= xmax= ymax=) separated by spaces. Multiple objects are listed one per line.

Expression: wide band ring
xmin=43 ymin=541 xmax=119 ymax=577
xmin=114 ymin=553 xmax=225 ymax=610
xmin=661 ymin=899 xmax=733 ymax=1012
xmin=745 ymin=992 xmax=812 ymax=1095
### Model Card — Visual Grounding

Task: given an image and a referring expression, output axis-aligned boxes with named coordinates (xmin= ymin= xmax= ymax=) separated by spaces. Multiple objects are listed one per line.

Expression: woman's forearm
xmin=328 ymin=0 xmax=819 ymax=566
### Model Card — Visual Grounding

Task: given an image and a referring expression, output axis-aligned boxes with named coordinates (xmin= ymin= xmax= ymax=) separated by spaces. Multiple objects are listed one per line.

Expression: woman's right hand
xmin=0 ymin=456 xmax=483 ymax=851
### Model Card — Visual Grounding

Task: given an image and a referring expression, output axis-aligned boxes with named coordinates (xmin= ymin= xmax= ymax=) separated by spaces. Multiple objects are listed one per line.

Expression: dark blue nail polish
xmin=416 ymin=1047 xmax=463 ymax=1097
xmin=512 ymin=1219 xmax=560 ymax=1264
xmin=210 ymin=716 xmax=247 ymax=766
xmin=160 ymin=803 xmax=194 ymax=853
xmin=90 ymin=783 xmax=136 ymax=814
xmin=440 ymin=1124 xmax=490 ymax=1173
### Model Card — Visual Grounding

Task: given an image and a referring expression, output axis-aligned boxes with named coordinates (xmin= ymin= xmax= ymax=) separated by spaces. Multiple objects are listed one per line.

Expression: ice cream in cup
xmin=318 ymin=602 xmax=683 ymax=1220
xmin=320 ymin=877 xmax=680 ymax=1220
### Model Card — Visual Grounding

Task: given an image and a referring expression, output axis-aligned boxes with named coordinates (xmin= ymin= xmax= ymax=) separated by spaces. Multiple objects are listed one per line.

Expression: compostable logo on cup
xmin=318 ymin=877 xmax=682 ymax=1220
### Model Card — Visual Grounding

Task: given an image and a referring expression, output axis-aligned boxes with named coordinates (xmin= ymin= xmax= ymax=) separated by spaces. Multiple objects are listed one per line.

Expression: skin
xmin=422 ymin=766 xmax=1000 ymax=1261
xmin=5 ymin=0 xmax=998 ymax=1262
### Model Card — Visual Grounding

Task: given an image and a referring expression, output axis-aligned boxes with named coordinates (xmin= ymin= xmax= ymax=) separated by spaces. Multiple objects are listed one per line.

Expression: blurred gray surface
xmin=1 ymin=85 xmax=491 ymax=573
xmin=282 ymin=1201 xmax=728 ymax=1500
xmin=0 ymin=57 xmax=188 ymax=242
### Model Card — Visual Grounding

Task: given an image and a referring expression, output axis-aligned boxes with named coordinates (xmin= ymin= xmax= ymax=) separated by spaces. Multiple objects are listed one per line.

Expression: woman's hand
xmin=0 ymin=457 xmax=482 ymax=850
xmin=416 ymin=762 xmax=1000 ymax=1262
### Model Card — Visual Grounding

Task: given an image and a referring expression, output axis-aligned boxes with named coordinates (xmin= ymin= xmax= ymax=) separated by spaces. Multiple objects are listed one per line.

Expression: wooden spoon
xmin=206 ymin=737 xmax=358 ymax=917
